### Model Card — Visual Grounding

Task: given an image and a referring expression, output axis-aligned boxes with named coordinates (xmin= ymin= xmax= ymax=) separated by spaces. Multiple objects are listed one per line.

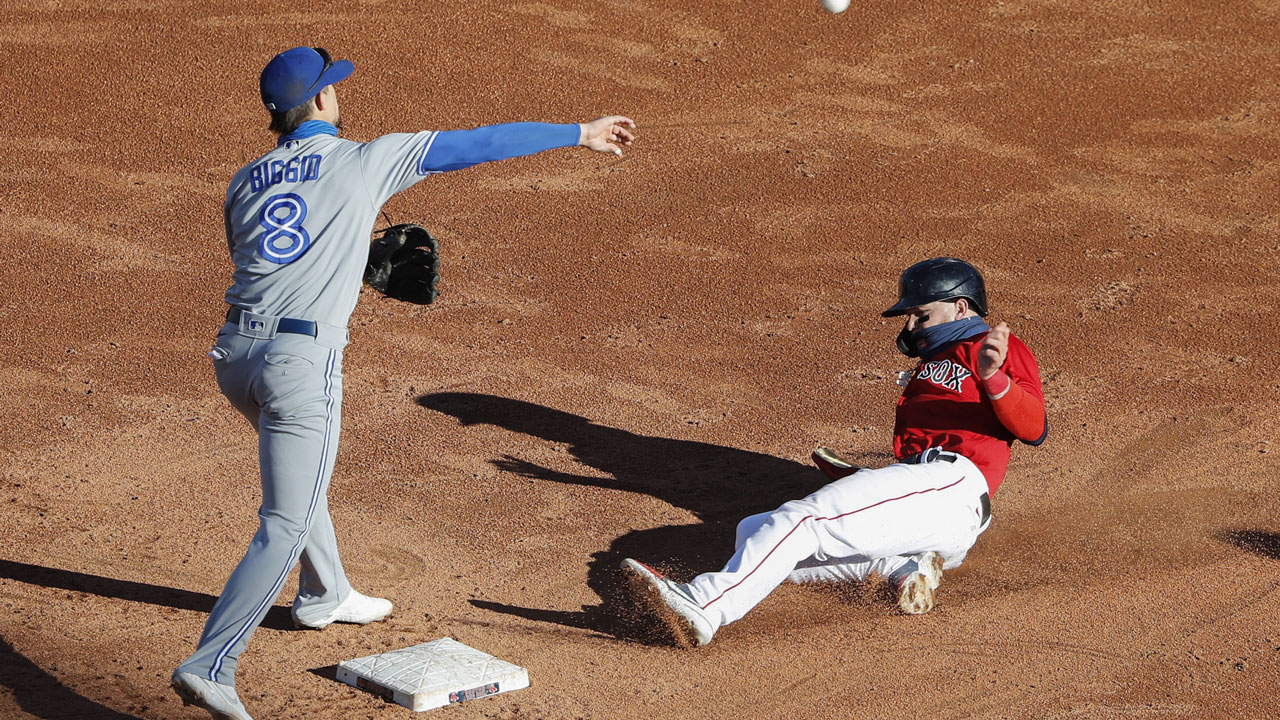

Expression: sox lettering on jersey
xmin=916 ymin=359 xmax=971 ymax=393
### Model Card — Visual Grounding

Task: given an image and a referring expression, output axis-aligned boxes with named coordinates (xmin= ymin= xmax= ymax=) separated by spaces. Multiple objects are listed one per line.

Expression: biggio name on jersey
xmin=249 ymin=154 xmax=323 ymax=192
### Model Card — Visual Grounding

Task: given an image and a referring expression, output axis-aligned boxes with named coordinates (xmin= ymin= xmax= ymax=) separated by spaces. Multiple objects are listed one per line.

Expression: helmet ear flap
xmin=896 ymin=324 xmax=919 ymax=357
xmin=964 ymin=281 xmax=989 ymax=316
xmin=954 ymin=296 xmax=979 ymax=318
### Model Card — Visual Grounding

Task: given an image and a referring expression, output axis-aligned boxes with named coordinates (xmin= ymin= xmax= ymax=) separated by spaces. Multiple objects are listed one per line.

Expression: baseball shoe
xmin=292 ymin=589 xmax=393 ymax=630
xmin=171 ymin=671 xmax=253 ymax=720
xmin=620 ymin=558 xmax=716 ymax=648
xmin=895 ymin=551 xmax=944 ymax=615
xmin=811 ymin=446 xmax=862 ymax=481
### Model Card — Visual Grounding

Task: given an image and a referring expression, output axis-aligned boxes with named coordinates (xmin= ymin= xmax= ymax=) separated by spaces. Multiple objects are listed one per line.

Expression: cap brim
xmin=316 ymin=59 xmax=354 ymax=91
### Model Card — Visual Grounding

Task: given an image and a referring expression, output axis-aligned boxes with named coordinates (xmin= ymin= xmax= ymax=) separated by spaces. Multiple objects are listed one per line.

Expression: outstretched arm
xmin=418 ymin=116 xmax=637 ymax=173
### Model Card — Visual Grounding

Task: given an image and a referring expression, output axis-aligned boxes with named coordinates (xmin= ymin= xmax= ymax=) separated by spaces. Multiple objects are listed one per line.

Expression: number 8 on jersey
xmin=258 ymin=193 xmax=311 ymax=264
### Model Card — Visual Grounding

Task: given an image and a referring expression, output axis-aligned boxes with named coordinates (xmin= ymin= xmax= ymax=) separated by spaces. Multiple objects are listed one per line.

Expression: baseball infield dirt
xmin=2 ymin=1 xmax=1278 ymax=718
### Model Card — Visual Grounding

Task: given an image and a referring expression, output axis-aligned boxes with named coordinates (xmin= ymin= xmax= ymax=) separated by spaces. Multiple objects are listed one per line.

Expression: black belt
xmin=901 ymin=448 xmax=958 ymax=465
xmin=903 ymin=448 xmax=991 ymax=525
xmin=226 ymin=307 xmax=317 ymax=337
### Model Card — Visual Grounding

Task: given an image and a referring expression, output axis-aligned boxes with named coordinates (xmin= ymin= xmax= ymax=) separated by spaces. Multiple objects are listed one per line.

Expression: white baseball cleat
xmin=896 ymin=551 xmax=944 ymax=615
xmin=171 ymin=671 xmax=254 ymax=720
xmin=292 ymin=589 xmax=393 ymax=630
xmin=620 ymin=558 xmax=716 ymax=648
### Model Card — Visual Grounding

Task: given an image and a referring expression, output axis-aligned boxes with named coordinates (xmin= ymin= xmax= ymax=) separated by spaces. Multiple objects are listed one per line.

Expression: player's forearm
xmin=980 ymin=371 xmax=1047 ymax=442
xmin=420 ymin=122 xmax=581 ymax=172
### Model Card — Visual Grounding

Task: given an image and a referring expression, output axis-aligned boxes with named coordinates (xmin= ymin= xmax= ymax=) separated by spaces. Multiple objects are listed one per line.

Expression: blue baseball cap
xmin=259 ymin=46 xmax=354 ymax=111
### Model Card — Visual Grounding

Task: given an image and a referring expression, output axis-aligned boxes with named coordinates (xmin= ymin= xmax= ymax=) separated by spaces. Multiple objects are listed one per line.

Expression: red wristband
xmin=981 ymin=370 xmax=1011 ymax=399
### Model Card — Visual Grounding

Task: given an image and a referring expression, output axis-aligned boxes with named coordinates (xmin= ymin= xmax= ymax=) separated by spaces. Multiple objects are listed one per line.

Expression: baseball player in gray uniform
xmin=171 ymin=46 xmax=635 ymax=720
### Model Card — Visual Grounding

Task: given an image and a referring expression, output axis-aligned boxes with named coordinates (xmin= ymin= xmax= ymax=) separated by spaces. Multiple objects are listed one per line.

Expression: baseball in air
xmin=821 ymin=0 xmax=850 ymax=13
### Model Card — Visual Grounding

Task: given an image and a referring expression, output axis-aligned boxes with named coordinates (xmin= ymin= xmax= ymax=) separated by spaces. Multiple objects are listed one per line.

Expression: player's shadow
xmin=418 ymin=392 xmax=877 ymax=641
xmin=0 ymin=634 xmax=142 ymax=719
xmin=0 ymin=559 xmax=295 ymax=631
xmin=1219 ymin=529 xmax=1280 ymax=560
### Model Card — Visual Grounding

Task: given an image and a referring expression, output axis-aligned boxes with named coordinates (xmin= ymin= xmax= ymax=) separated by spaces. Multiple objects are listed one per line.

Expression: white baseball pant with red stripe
xmin=682 ymin=452 xmax=990 ymax=629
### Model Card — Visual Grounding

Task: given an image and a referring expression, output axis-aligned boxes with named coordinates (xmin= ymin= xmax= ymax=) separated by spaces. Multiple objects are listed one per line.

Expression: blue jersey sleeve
xmin=418 ymin=122 xmax=580 ymax=173
xmin=358 ymin=123 xmax=581 ymax=207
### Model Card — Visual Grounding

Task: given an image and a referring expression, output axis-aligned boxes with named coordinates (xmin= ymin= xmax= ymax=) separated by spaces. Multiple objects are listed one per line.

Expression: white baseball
xmin=821 ymin=0 xmax=850 ymax=13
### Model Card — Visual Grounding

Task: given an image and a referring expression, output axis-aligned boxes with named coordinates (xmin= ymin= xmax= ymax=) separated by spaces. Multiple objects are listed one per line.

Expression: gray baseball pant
xmin=177 ymin=322 xmax=352 ymax=685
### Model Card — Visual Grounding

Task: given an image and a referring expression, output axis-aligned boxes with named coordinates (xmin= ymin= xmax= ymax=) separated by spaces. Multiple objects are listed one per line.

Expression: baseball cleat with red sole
xmin=620 ymin=558 xmax=716 ymax=648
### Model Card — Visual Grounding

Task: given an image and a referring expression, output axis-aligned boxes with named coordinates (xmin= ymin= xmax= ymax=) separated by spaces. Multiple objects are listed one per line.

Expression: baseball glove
xmin=365 ymin=223 xmax=440 ymax=304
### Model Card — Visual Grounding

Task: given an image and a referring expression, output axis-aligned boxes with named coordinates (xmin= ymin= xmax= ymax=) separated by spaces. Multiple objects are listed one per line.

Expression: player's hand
xmin=978 ymin=322 xmax=1010 ymax=379
xmin=579 ymin=115 xmax=636 ymax=156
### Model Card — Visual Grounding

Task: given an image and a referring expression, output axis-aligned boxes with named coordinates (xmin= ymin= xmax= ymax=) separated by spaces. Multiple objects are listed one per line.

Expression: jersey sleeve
xmin=985 ymin=334 xmax=1048 ymax=445
xmin=358 ymin=123 xmax=580 ymax=206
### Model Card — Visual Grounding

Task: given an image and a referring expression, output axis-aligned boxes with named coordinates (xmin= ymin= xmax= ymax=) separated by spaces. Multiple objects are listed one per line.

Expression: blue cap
xmin=259 ymin=47 xmax=354 ymax=112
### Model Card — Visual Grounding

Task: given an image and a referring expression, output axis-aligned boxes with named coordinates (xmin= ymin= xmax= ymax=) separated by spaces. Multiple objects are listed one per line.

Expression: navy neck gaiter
xmin=912 ymin=316 xmax=991 ymax=360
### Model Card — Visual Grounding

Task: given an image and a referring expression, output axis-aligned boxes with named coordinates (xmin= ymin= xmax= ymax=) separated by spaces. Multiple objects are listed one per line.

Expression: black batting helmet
xmin=882 ymin=257 xmax=988 ymax=317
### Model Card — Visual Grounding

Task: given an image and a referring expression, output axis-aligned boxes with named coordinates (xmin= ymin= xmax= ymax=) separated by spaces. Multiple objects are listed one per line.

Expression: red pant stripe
xmin=702 ymin=476 xmax=966 ymax=610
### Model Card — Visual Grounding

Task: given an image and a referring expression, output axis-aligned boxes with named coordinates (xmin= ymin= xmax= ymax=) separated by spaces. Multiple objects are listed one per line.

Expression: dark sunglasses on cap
xmin=305 ymin=47 xmax=333 ymax=95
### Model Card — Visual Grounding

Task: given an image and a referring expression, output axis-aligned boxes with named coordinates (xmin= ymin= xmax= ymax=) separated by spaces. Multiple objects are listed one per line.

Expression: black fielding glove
xmin=365 ymin=223 xmax=440 ymax=305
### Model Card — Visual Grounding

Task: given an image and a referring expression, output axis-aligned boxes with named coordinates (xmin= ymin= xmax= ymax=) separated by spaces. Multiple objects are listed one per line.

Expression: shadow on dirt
xmin=307 ymin=663 xmax=339 ymax=681
xmin=418 ymin=392 xmax=837 ymax=520
xmin=418 ymin=392 xmax=844 ymax=642
xmin=0 ymin=559 xmax=295 ymax=631
xmin=0 ymin=635 xmax=141 ymax=719
xmin=1219 ymin=529 xmax=1280 ymax=560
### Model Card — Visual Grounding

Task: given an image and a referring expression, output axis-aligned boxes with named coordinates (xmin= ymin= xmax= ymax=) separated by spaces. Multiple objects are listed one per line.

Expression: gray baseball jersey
xmin=224 ymin=122 xmax=580 ymax=328
xmin=178 ymin=120 xmax=580 ymax=687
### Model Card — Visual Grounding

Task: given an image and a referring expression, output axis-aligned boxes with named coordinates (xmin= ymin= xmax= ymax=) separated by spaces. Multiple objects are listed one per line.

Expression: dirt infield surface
xmin=2 ymin=0 xmax=1279 ymax=718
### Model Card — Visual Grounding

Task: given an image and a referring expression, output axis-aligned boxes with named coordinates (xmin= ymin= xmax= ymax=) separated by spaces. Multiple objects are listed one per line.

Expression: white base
xmin=337 ymin=637 xmax=529 ymax=712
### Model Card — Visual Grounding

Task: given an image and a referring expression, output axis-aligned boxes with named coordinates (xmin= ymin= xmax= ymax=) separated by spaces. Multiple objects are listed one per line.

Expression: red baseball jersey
xmin=893 ymin=332 xmax=1044 ymax=495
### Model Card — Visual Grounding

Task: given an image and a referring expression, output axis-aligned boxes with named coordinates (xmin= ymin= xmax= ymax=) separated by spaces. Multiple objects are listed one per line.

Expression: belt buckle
xmin=237 ymin=311 xmax=278 ymax=339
